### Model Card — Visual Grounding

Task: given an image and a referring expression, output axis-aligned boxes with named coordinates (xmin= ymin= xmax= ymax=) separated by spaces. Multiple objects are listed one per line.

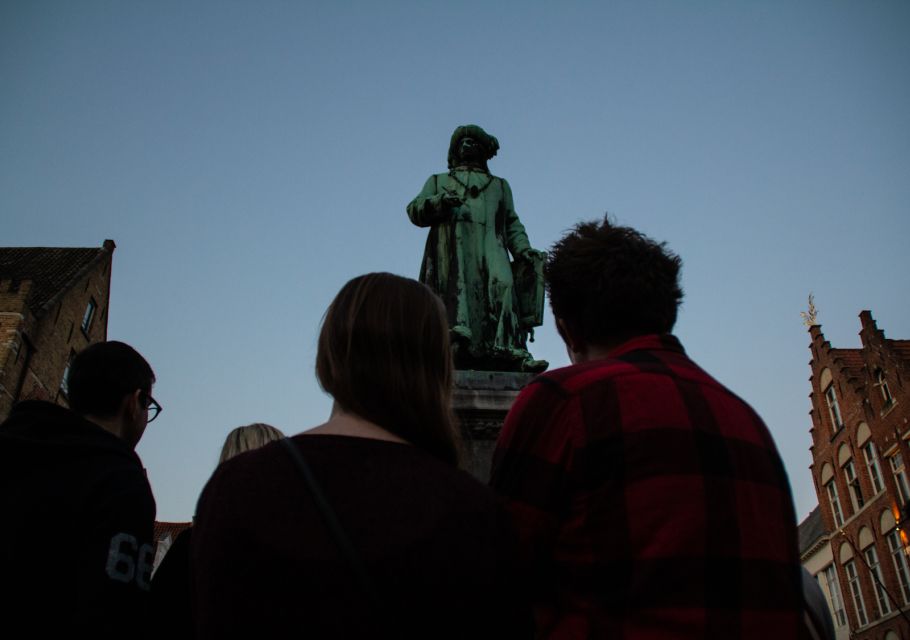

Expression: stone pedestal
xmin=453 ymin=370 xmax=535 ymax=482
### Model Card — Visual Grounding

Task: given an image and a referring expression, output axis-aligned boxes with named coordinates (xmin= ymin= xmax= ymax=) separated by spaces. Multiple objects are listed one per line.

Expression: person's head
xmin=546 ymin=216 xmax=683 ymax=359
xmin=219 ymin=423 xmax=286 ymax=464
xmin=67 ymin=341 xmax=157 ymax=448
xmin=316 ymin=272 xmax=461 ymax=466
xmin=447 ymin=124 xmax=499 ymax=171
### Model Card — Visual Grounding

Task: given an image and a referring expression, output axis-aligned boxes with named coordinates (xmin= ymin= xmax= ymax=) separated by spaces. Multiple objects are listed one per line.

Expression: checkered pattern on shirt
xmin=490 ymin=334 xmax=804 ymax=639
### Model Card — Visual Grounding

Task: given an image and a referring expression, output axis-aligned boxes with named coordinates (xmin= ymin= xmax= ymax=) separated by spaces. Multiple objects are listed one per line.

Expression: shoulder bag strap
xmin=278 ymin=437 xmax=381 ymax=609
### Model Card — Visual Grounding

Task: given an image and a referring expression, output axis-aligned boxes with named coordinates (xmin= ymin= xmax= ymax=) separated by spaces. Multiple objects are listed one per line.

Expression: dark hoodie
xmin=0 ymin=400 xmax=155 ymax=639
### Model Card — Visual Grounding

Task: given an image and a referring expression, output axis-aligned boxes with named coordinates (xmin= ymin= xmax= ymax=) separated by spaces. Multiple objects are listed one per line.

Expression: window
xmin=876 ymin=369 xmax=894 ymax=407
xmin=891 ymin=453 xmax=910 ymax=505
xmin=844 ymin=459 xmax=865 ymax=513
xmin=826 ymin=384 xmax=845 ymax=431
xmin=844 ymin=559 xmax=869 ymax=627
xmin=864 ymin=441 xmax=885 ymax=495
xmin=827 ymin=480 xmax=845 ymax=527
xmin=887 ymin=529 xmax=910 ymax=605
xmin=59 ymin=351 xmax=76 ymax=396
xmin=823 ymin=564 xmax=848 ymax=627
xmin=81 ymin=298 xmax=97 ymax=334
xmin=864 ymin=545 xmax=891 ymax=617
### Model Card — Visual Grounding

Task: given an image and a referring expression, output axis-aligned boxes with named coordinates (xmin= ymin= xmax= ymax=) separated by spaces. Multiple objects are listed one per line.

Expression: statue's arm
xmin=501 ymin=180 xmax=532 ymax=257
xmin=407 ymin=175 xmax=458 ymax=227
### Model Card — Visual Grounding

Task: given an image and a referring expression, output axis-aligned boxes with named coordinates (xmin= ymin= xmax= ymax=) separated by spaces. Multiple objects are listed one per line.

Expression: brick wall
xmin=0 ymin=256 xmax=112 ymax=420
xmin=0 ymin=279 xmax=33 ymax=416
xmin=808 ymin=312 xmax=910 ymax=639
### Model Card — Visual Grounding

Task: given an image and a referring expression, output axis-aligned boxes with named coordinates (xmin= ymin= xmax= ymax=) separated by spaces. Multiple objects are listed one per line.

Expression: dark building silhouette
xmin=0 ymin=240 xmax=115 ymax=420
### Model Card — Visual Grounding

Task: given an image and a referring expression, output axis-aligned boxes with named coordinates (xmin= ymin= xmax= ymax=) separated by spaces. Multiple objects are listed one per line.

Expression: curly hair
xmin=545 ymin=216 xmax=683 ymax=345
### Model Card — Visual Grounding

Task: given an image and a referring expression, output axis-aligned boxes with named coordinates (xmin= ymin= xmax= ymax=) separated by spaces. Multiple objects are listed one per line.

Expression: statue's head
xmin=447 ymin=125 xmax=499 ymax=171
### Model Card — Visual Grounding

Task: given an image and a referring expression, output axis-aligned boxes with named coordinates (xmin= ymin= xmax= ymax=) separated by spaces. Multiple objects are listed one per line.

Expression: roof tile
xmin=154 ymin=520 xmax=192 ymax=542
xmin=0 ymin=243 xmax=113 ymax=315
xmin=798 ymin=506 xmax=827 ymax=556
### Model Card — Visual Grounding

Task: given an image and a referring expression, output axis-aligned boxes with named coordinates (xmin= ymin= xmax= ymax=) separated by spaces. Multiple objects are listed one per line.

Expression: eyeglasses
xmin=144 ymin=394 xmax=162 ymax=423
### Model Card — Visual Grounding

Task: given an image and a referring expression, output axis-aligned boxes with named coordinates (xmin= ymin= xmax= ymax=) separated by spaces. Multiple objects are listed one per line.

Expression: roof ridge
xmin=36 ymin=241 xmax=115 ymax=318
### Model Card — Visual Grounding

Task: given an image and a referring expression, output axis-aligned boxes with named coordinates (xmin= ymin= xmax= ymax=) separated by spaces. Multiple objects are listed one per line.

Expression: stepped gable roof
xmin=0 ymin=240 xmax=114 ymax=316
xmin=829 ymin=348 xmax=865 ymax=378
xmin=889 ymin=340 xmax=910 ymax=362
xmin=798 ymin=506 xmax=827 ymax=557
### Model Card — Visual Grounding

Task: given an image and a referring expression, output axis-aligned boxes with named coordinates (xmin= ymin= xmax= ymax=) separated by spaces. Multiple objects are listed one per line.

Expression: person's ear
xmin=123 ymin=389 xmax=143 ymax=421
xmin=117 ymin=389 xmax=147 ymax=450
xmin=555 ymin=317 xmax=582 ymax=354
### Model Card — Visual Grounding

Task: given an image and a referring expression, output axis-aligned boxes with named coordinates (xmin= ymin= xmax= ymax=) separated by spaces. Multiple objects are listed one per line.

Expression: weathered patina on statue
xmin=407 ymin=125 xmax=547 ymax=373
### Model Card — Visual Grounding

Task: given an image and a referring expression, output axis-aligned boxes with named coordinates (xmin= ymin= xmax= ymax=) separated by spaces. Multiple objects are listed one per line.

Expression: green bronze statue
xmin=407 ymin=125 xmax=548 ymax=373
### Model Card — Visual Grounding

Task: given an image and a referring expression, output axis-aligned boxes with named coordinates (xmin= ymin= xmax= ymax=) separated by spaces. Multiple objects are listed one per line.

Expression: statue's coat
xmin=407 ymin=169 xmax=531 ymax=367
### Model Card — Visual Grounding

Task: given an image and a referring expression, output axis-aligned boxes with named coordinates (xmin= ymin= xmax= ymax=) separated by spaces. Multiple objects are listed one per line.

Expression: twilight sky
xmin=2 ymin=1 xmax=908 ymax=521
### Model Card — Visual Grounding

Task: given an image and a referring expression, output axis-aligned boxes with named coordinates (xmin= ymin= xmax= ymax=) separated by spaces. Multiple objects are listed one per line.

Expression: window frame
xmin=844 ymin=558 xmax=869 ymax=627
xmin=59 ymin=350 xmax=76 ymax=397
xmin=876 ymin=369 xmax=894 ymax=408
xmin=825 ymin=383 xmax=845 ymax=432
xmin=886 ymin=529 xmax=910 ymax=605
xmin=81 ymin=297 xmax=97 ymax=335
xmin=844 ymin=458 xmax=865 ymax=513
xmin=891 ymin=453 xmax=910 ymax=506
xmin=823 ymin=564 xmax=848 ymax=627
xmin=864 ymin=441 xmax=885 ymax=495
xmin=864 ymin=545 xmax=892 ymax=617
xmin=827 ymin=479 xmax=845 ymax=527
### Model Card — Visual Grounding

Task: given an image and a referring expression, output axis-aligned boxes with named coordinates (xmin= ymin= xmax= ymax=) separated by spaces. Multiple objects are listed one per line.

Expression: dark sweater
xmin=192 ymin=434 xmax=531 ymax=639
xmin=150 ymin=526 xmax=194 ymax=639
xmin=0 ymin=400 xmax=156 ymax=638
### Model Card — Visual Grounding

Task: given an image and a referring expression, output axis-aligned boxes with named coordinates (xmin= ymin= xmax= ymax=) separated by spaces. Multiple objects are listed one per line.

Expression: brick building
xmin=152 ymin=520 xmax=192 ymax=574
xmin=803 ymin=310 xmax=910 ymax=639
xmin=0 ymin=240 xmax=115 ymax=420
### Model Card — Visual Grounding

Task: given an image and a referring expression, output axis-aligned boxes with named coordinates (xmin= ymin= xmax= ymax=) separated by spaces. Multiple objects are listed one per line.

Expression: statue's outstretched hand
xmin=441 ymin=193 xmax=471 ymax=221
xmin=441 ymin=193 xmax=463 ymax=211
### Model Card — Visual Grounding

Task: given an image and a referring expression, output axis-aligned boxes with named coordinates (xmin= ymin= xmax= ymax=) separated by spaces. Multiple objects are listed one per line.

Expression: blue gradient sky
xmin=2 ymin=1 xmax=908 ymax=521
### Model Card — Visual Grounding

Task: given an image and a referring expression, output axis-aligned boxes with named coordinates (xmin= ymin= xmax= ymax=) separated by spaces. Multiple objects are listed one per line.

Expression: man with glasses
xmin=0 ymin=341 xmax=160 ymax=638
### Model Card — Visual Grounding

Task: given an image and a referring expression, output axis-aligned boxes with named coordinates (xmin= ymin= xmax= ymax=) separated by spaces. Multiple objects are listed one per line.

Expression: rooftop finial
xmin=801 ymin=293 xmax=818 ymax=328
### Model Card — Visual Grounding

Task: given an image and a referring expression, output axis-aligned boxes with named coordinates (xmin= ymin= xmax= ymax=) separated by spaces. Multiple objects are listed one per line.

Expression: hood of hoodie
xmin=0 ymin=400 xmax=153 ymax=531
xmin=0 ymin=400 xmax=138 ymax=459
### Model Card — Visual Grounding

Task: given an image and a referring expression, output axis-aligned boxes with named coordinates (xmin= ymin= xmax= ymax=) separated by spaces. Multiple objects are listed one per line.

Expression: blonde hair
xmin=219 ymin=423 xmax=285 ymax=464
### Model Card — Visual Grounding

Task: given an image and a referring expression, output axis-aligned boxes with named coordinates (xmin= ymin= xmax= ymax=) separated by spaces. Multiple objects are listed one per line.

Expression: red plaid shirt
xmin=490 ymin=334 xmax=804 ymax=639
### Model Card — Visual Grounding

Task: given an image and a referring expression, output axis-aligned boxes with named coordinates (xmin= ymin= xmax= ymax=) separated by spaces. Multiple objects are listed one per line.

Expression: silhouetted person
xmin=0 ymin=341 xmax=159 ymax=638
xmin=491 ymin=217 xmax=805 ymax=638
xmin=192 ymin=273 xmax=530 ymax=639
xmin=150 ymin=423 xmax=286 ymax=639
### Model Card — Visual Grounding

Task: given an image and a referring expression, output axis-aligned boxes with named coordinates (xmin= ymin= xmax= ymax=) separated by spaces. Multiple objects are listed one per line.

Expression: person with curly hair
xmin=491 ymin=216 xmax=805 ymax=638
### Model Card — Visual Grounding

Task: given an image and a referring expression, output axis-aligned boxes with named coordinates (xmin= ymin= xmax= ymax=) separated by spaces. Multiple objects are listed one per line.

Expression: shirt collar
xmin=606 ymin=333 xmax=685 ymax=359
